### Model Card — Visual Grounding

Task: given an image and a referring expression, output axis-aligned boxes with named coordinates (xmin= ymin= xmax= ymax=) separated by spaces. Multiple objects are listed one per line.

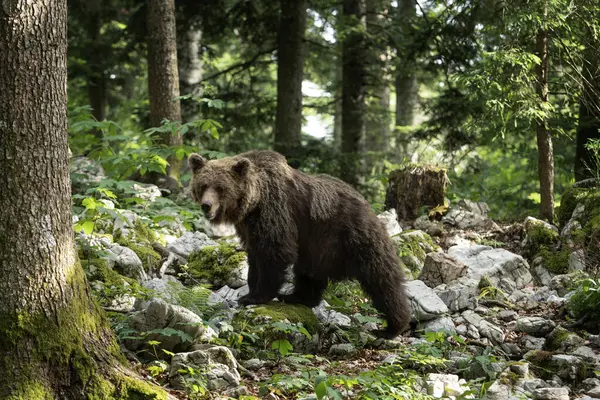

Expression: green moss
xmin=115 ymin=229 xmax=161 ymax=273
xmin=395 ymin=230 xmax=437 ymax=263
xmin=526 ymin=225 xmax=559 ymax=255
xmin=84 ymin=372 xmax=169 ymax=400
xmin=524 ymin=349 xmax=553 ymax=364
xmin=132 ymin=219 xmax=157 ymax=244
xmin=545 ymin=326 xmax=571 ymax=351
xmin=81 ymin=257 xmax=147 ymax=305
xmin=498 ymin=371 xmax=520 ymax=387
xmin=558 ymin=187 xmax=582 ymax=227
xmin=113 ymin=219 xmax=157 ymax=246
xmin=248 ymin=303 xmax=321 ymax=335
xmin=186 ymin=244 xmax=246 ymax=285
xmin=536 ymin=248 xmax=570 ymax=274
xmin=127 ymin=243 xmax=161 ymax=272
xmin=0 ymin=263 xmax=107 ymax=393
xmin=5 ymin=380 xmax=53 ymax=400
xmin=0 ymin=261 xmax=165 ymax=399
xmin=570 ymin=228 xmax=588 ymax=247
xmin=558 ymin=187 xmax=600 ymax=229
xmin=116 ymin=376 xmax=168 ymax=400
xmin=478 ymin=274 xmax=492 ymax=289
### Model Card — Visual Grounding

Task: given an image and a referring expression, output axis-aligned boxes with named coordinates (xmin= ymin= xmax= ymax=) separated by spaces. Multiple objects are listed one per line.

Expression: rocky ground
xmin=71 ymin=158 xmax=600 ymax=400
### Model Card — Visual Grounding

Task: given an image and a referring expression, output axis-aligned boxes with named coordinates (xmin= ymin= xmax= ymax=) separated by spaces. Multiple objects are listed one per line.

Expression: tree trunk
xmin=177 ymin=12 xmax=203 ymax=122
xmin=395 ymin=0 xmax=418 ymax=128
xmin=385 ymin=166 xmax=448 ymax=221
xmin=574 ymin=44 xmax=600 ymax=182
xmin=0 ymin=2 xmax=169 ymax=398
xmin=341 ymin=0 xmax=368 ymax=187
xmin=87 ymin=10 xmax=107 ymax=124
xmin=365 ymin=2 xmax=391 ymax=155
xmin=274 ymin=0 xmax=307 ymax=163
xmin=147 ymin=0 xmax=183 ymax=180
xmin=535 ymin=7 xmax=555 ymax=222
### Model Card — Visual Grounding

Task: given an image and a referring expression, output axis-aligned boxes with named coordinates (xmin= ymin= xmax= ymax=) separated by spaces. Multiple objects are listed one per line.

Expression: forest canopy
xmin=66 ymin=0 xmax=600 ymax=220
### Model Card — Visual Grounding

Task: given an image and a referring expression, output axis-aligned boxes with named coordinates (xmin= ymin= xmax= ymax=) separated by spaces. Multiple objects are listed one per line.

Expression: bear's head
xmin=188 ymin=153 xmax=257 ymax=224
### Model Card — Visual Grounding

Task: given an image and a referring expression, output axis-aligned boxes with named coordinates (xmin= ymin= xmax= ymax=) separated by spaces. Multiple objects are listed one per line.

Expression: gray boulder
xmin=442 ymin=199 xmax=492 ymax=230
xmin=419 ymin=251 xmax=468 ymax=288
xmin=516 ymin=317 xmax=556 ymax=337
xmin=434 ymin=277 xmax=479 ymax=312
xmin=107 ymin=244 xmax=147 ymax=281
xmin=126 ymin=299 xmax=216 ymax=356
xmin=167 ymin=231 xmax=217 ymax=259
xmin=406 ymin=280 xmax=449 ymax=322
xmin=377 ymin=209 xmax=402 ymax=236
xmin=169 ymin=345 xmax=240 ymax=391
xmin=312 ymin=301 xmax=351 ymax=328
xmin=448 ymin=244 xmax=533 ymax=292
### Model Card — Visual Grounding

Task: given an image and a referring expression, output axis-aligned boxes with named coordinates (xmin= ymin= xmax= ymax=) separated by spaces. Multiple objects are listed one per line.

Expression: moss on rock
xmin=240 ymin=303 xmax=321 ymax=335
xmin=558 ymin=187 xmax=600 ymax=228
xmin=526 ymin=225 xmax=559 ymax=254
xmin=81 ymin=256 xmax=147 ymax=305
xmin=536 ymin=248 xmax=570 ymax=274
xmin=127 ymin=243 xmax=161 ymax=272
xmin=394 ymin=230 xmax=438 ymax=278
xmin=186 ymin=244 xmax=246 ymax=285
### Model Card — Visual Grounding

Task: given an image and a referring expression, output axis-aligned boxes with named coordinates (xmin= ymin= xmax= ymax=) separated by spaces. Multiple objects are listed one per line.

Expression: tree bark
xmin=574 ymin=43 xmax=600 ymax=182
xmin=0 ymin=1 xmax=168 ymax=398
xmin=177 ymin=10 xmax=203 ymax=122
xmin=274 ymin=0 xmax=307 ymax=163
xmin=535 ymin=6 xmax=555 ymax=222
xmin=395 ymin=0 xmax=418 ymax=127
xmin=365 ymin=1 xmax=391 ymax=154
xmin=341 ymin=0 xmax=368 ymax=187
xmin=87 ymin=10 xmax=107 ymax=130
xmin=147 ymin=0 xmax=183 ymax=180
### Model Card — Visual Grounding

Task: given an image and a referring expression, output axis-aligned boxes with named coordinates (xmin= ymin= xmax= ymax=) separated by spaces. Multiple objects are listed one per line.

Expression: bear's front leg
xmin=237 ymin=248 xmax=291 ymax=306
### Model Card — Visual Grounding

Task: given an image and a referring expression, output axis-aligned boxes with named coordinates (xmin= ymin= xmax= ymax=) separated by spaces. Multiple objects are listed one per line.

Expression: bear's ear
xmin=232 ymin=158 xmax=250 ymax=176
xmin=188 ymin=153 xmax=206 ymax=173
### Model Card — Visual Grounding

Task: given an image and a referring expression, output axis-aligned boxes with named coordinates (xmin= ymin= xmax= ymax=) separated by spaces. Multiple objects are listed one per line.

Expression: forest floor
xmin=72 ymin=158 xmax=600 ymax=400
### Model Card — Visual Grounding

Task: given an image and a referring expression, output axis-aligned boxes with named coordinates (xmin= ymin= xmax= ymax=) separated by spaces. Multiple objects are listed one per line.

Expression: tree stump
xmin=385 ymin=165 xmax=448 ymax=221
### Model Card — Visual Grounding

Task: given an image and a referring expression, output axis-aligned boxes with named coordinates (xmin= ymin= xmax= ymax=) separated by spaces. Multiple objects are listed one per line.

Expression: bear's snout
xmin=198 ymin=187 xmax=220 ymax=220
xmin=201 ymin=202 xmax=212 ymax=214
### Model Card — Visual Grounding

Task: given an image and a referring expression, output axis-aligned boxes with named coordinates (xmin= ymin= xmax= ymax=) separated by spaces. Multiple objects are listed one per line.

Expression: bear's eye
xmin=215 ymin=186 xmax=225 ymax=194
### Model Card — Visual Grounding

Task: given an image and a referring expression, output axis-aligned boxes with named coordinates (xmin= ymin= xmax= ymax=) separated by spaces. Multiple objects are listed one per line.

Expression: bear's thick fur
xmin=188 ymin=150 xmax=411 ymax=338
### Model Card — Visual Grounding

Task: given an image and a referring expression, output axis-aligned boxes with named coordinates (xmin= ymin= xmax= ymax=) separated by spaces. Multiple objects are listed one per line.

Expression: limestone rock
xmin=419 ymin=251 xmax=468 ymax=288
xmin=405 ymin=280 xmax=449 ymax=322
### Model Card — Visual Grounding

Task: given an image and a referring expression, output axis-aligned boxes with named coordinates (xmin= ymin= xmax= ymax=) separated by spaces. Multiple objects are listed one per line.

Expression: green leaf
xmin=271 ymin=339 xmax=293 ymax=356
xmin=314 ymin=376 xmax=328 ymax=399
xmin=74 ymin=220 xmax=95 ymax=235
xmin=81 ymin=197 xmax=99 ymax=210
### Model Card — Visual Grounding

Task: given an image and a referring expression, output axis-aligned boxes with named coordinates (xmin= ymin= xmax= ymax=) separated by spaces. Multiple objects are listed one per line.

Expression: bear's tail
xmin=359 ymin=252 xmax=412 ymax=339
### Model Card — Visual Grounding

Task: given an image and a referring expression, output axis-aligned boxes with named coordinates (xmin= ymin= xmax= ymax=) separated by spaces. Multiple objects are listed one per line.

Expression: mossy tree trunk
xmin=274 ymin=0 xmax=307 ymax=165
xmin=535 ymin=1 xmax=555 ymax=222
xmin=0 ymin=2 xmax=168 ymax=398
xmin=147 ymin=0 xmax=183 ymax=181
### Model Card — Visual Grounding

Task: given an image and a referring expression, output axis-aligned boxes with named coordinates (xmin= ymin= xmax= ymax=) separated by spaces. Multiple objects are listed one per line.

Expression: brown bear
xmin=188 ymin=150 xmax=411 ymax=339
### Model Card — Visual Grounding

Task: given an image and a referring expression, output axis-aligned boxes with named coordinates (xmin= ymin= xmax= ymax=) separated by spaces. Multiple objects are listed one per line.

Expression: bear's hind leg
xmin=280 ymin=274 xmax=327 ymax=308
xmin=357 ymin=262 xmax=411 ymax=339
